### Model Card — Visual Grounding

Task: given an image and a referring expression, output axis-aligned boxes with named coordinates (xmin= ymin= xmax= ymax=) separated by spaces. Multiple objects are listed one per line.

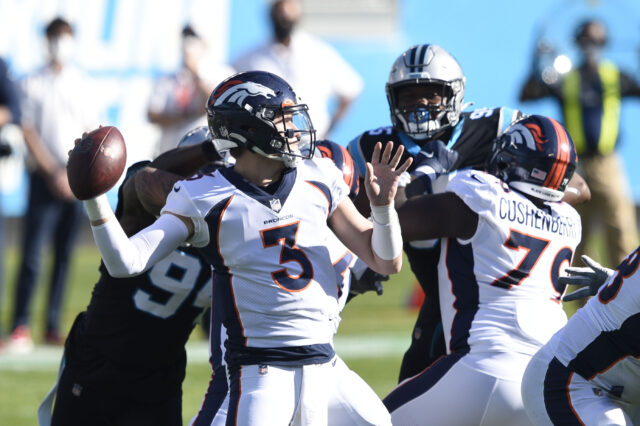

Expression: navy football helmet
xmin=206 ymin=71 xmax=316 ymax=167
xmin=386 ymin=44 xmax=466 ymax=140
xmin=487 ymin=115 xmax=578 ymax=202
xmin=316 ymin=140 xmax=360 ymax=200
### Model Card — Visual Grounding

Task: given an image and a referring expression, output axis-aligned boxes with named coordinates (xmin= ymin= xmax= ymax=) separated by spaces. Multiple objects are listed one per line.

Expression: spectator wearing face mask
xmin=232 ymin=0 xmax=363 ymax=139
xmin=6 ymin=16 xmax=99 ymax=353
xmin=147 ymin=24 xmax=235 ymax=157
xmin=520 ymin=19 xmax=640 ymax=283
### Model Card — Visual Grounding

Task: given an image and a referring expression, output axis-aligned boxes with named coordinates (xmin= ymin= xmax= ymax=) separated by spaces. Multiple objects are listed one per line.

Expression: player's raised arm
xmin=330 ymin=141 xmax=411 ymax=275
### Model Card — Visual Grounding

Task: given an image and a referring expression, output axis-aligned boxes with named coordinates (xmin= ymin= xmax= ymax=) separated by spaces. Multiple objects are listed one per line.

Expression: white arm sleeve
xmin=91 ymin=214 xmax=190 ymax=277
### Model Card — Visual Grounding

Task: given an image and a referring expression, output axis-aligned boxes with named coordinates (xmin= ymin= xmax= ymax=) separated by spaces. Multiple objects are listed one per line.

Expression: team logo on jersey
xmin=270 ymin=198 xmax=282 ymax=212
xmin=212 ymin=80 xmax=276 ymax=108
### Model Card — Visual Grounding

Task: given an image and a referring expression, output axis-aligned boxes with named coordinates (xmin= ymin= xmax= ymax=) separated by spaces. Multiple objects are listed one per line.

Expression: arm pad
xmin=91 ymin=213 xmax=189 ymax=277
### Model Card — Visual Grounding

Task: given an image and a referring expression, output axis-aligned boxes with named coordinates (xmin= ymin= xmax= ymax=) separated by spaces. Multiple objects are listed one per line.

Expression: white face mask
xmin=48 ymin=34 xmax=74 ymax=65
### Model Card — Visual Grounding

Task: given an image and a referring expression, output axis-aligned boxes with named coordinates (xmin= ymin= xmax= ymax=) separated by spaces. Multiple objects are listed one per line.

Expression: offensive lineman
xmin=385 ymin=115 xmax=582 ymax=425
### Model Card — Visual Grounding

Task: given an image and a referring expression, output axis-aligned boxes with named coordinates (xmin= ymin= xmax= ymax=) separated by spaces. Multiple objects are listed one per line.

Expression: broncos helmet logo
xmin=211 ymin=80 xmax=277 ymax=108
xmin=524 ymin=123 xmax=548 ymax=151
xmin=506 ymin=122 xmax=548 ymax=152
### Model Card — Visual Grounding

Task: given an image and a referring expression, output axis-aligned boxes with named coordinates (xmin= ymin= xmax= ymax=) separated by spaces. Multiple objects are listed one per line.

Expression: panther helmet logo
xmin=212 ymin=80 xmax=277 ymax=107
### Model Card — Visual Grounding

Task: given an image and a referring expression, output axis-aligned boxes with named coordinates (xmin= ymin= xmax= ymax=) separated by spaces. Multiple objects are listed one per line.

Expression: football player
xmin=384 ymin=115 xmax=582 ymax=425
xmin=82 ymin=71 xmax=411 ymax=425
xmin=521 ymin=248 xmax=640 ymax=425
xmin=189 ymin=139 xmax=376 ymax=426
xmin=42 ymin=128 xmax=225 ymax=425
xmin=348 ymin=44 xmax=589 ymax=381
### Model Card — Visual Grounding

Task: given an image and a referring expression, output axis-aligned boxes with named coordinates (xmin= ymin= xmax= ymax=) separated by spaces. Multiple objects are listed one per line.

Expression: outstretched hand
xmin=560 ymin=255 xmax=615 ymax=301
xmin=365 ymin=141 xmax=413 ymax=206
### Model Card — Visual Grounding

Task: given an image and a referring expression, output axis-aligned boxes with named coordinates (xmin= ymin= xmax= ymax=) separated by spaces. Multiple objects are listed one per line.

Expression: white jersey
xmin=162 ymin=157 xmax=349 ymax=366
xmin=438 ymin=170 xmax=582 ymax=356
xmin=550 ymin=246 xmax=640 ymax=402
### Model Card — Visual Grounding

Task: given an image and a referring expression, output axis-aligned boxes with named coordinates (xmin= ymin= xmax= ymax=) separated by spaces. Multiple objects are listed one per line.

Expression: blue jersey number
xmin=133 ymin=250 xmax=209 ymax=319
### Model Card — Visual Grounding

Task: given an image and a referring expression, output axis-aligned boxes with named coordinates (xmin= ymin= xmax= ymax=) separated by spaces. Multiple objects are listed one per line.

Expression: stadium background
xmin=0 ymin=0 xmax=640 ymax=214
xmin=0 ymin=0 xmax=638 ymax=424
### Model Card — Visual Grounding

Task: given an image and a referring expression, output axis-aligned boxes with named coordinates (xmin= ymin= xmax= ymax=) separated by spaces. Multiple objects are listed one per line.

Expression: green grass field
xmin=0 ymin=244 xmax=418 ymax=425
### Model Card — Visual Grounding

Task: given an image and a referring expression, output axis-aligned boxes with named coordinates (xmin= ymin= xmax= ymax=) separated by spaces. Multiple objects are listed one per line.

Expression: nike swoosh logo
xmin=173 ymin=186 xmax=181 ymax=192
xmin=423 ymin=151 xmax=434 ymax=158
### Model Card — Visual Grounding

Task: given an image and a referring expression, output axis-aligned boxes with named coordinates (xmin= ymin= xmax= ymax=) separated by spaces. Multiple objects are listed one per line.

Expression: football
xmin=67 ymin=126 xmax=127 ymax=200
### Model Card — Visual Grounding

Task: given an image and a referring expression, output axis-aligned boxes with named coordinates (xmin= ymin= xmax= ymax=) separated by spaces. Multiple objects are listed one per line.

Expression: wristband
xmin=84 ymin=194 xmax=114 ymax=223
xmin=370 ymin=203 xmax=403 ymax=260
xmin=370 ymin=202 xmax=395 ymax=225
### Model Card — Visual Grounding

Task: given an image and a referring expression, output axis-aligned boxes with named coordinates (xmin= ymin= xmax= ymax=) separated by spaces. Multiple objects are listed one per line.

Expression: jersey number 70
xmin=491 ymin=229 xmax=574 ymax=300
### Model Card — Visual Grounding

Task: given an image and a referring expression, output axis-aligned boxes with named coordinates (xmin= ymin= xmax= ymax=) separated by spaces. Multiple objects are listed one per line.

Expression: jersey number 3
xmin=261 ymin=221 xmax=314 ymax=292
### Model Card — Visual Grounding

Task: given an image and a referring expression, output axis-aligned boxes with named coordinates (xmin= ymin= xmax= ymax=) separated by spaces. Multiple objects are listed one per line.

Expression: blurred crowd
xmin=0 ymin=1 xmax=365 ymax=353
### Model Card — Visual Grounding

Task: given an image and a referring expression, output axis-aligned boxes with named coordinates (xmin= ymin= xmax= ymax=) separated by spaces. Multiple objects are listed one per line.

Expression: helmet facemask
xmin=391 ymin=82 xmax=456 ymax=140
xmin=254 ymin=103 xmax=316 ymax=167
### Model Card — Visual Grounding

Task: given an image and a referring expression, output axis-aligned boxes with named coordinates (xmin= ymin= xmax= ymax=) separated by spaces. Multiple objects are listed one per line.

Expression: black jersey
xmin=64 ymin=162 xmax=212 ymax=401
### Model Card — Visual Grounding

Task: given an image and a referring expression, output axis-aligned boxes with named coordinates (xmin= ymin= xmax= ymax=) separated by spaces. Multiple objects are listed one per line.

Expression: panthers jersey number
xmin=133 ymin=250 xmax=209 ymax=319
xmin=469 ymin=108 xmax=494 ymax=120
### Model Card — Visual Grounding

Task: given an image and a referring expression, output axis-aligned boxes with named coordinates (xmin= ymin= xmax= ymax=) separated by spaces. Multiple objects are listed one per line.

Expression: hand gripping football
xmin=67 ymin=126 xmax=127 ymax=200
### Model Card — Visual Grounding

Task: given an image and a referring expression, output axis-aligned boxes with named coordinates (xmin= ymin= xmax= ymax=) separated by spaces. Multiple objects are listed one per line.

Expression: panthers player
xmin=348 ymin=44 xmax=588 ymax=381
xmin=522 ymin=248 xmax=640 ymax=425
xmin=43 ymin=130 xmax=225 ymax=425
xmin=82 ymin=71 xmax=411 ymax=425
xmin=384 ymin=115 xmax=582 ymax=425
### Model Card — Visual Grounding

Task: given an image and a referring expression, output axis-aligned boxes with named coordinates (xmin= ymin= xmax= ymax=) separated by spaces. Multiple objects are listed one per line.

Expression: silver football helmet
xmin=386 ymin=44 xmax=466 ymax=140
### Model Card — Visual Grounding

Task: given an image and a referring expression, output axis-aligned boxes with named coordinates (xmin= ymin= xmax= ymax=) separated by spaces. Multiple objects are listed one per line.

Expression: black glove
xmin=410 ymin=139 xmax=459 ymax=193
xmin=348 ymin=267 xmax=388 ymax=301
xmin=560 ymin=255 xmax=615 ymax=302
